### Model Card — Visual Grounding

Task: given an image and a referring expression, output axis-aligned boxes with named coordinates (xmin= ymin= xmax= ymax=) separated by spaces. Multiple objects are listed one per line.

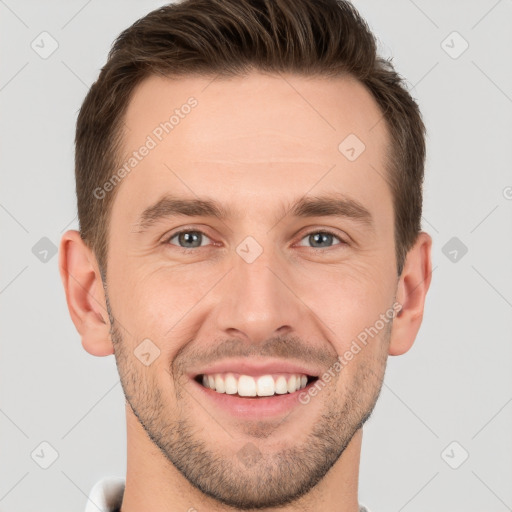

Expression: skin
xmin=60 ymin=71 xmax=432 ymax=512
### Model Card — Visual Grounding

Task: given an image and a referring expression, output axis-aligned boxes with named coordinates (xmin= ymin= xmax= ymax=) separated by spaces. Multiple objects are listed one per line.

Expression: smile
xmin=196 ymin=372 xmax=319 ymax=398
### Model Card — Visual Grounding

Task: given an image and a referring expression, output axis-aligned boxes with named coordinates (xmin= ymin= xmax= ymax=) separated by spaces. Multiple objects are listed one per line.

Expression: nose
xmin=211 ymin=246 xmax=304 ymax=345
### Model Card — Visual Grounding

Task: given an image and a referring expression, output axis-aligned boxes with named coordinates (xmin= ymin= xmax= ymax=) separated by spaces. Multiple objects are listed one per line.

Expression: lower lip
xmin=190 ymin=377 xmax=316 ymax=419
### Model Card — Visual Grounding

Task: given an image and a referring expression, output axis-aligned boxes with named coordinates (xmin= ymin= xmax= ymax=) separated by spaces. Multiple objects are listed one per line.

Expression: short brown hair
xmin=75 ymin=0 xmax=426 ymax=277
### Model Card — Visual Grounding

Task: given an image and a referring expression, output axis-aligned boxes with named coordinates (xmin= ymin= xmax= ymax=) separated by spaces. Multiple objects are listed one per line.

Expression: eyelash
xmin=295 ymin=230 xmax=347 ymax=248
xmin=163 ymin=228 xmax=348 ymax=252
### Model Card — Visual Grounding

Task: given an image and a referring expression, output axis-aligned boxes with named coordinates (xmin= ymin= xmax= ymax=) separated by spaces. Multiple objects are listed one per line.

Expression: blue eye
xmin=164 ymin=229 xmax=346 ymax=252
xmin=167 ymin=230 xmax=212 ymax=249
xmin=297 ymin=231 xmax=345 ymax=248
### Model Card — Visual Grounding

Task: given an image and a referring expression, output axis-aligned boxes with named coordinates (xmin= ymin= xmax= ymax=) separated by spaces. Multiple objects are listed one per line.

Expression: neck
xmin=120 ymin=404 xmax=363 ymax=512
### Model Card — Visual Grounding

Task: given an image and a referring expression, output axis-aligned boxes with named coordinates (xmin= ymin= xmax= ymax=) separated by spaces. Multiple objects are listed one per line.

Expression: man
xmin=59 ymin=0 xmax=432 ymax=510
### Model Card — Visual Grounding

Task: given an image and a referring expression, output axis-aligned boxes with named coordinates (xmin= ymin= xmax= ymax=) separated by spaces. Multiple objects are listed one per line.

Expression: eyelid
xmin=161 ymin=225 xmax=349 ymax=250
xmin=163 ymin=226 xmax=216 ymax=247
xmin=294 ymin=228 xmax=348 ymax=248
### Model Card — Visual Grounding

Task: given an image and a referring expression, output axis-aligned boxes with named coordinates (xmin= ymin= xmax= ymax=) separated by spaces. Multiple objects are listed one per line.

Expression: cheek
xmin=293 ymin=259 xmax=395 ymax=346
xmin=110 ymin=264 xmax=216 ymax=357
xmin=292 ymin=264 xmax=394 ymax=390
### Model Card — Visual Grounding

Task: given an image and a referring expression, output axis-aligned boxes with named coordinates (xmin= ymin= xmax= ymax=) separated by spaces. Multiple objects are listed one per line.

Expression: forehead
xmin=113 ymin=71 xmax=391 ymax=226
xmin=122 ymin=71 xmax=387 ymax=157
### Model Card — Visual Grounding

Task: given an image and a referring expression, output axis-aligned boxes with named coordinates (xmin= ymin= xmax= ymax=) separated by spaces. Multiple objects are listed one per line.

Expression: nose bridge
xmin=215 ymin=243 xmax=301 ymax=343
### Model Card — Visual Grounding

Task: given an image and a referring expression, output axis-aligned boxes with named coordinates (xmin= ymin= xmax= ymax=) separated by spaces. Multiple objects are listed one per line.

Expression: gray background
xmin=1 ymin=1 xmax=511 ymax=511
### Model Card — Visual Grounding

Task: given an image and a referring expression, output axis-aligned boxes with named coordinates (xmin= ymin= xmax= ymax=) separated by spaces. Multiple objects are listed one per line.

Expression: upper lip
xmin=189 ymin=358 xmax=322 ymax=378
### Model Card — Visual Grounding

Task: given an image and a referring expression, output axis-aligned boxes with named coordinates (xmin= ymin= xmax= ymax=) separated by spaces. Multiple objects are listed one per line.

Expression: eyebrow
xmin=135 ymin=193 xmax=374 ymax=232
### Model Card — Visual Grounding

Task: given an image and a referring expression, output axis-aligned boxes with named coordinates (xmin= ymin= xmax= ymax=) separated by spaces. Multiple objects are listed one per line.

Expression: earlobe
xmin=388 ymin=231 xmax=433 ymax=356
xmin=59 ymin=230 xmax=114 ymax=357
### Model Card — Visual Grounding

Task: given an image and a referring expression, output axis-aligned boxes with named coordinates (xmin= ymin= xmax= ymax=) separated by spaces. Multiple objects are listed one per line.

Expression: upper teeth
xmin=201 ymin=373 xmax=308 ymax=396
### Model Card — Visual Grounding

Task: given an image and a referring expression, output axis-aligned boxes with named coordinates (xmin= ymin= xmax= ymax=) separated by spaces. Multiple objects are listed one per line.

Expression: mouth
xmin=193 ymin=372 xmax=320 ymax=399
xmin=187 ymin=359 xmax=323 ymax=418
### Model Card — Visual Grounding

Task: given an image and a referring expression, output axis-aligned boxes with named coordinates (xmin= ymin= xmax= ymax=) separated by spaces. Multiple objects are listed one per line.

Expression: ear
xmin=389 ymin=231 xmax=433 ymax=356
xmin=59 ymin=230 xmax=114 ymax=356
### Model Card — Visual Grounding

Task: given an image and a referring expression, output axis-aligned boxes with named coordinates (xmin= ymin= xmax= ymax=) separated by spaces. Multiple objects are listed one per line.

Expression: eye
xmin=166 ymin=230 xmax=212 ymax=249
xmin=296 ymin=230 xmax=346 ymax=249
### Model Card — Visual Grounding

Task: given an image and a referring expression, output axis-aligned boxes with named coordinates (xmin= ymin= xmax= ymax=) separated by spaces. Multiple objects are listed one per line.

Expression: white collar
xmin=84 ymin=477 xmax=125 ymax=512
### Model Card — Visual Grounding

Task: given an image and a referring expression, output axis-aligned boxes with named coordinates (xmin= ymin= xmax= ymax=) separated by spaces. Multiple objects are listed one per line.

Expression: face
xmin=105 ymin=71 xmax=398 ymax=509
